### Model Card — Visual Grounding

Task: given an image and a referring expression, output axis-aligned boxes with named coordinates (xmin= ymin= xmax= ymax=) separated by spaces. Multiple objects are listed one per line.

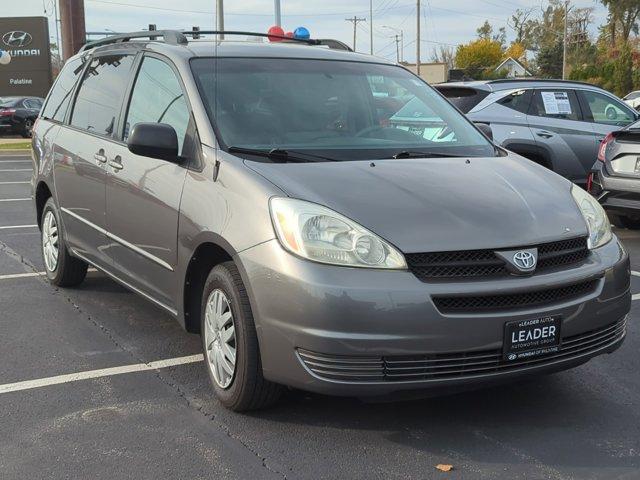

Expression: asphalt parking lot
xmin=1 ymin=151 xmax=639 ymax=480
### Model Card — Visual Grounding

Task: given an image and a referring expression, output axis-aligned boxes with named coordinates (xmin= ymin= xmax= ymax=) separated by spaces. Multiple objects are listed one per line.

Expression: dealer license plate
xmin=503 ymin=316 xmax=562 ymax=361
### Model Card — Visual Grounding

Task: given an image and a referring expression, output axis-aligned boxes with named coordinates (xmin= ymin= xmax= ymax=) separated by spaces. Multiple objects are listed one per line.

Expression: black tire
xmin=620 ymin=215 xmax=640 ymax=230
xmin=200 ymin=261 xmax=282 ymax=411
xmin=41 ymin=198 xmax=88 ymax=287
xmin=21 ymin=119 xmax=34 ymax=138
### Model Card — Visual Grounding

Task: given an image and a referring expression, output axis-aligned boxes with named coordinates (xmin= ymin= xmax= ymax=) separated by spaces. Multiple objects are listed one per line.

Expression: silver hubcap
xmin=204 ymin=289 xmax=236 ymax=389
xmin=42 ymin=211 xmax=59 ymax=272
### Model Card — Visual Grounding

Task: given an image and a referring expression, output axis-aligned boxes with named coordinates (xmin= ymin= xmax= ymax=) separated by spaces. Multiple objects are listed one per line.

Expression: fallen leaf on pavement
xmin=436 ymin=464 xmax=453 ymax=472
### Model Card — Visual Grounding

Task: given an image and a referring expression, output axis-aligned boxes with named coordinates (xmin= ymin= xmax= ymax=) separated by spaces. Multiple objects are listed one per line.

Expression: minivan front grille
xmin=432 ymin=279 xmax=598 ymax=314
xmin=406 ymin=237 xmax=589 ymax=281
xmin=297 ymin=317 xmax=626 ymax=383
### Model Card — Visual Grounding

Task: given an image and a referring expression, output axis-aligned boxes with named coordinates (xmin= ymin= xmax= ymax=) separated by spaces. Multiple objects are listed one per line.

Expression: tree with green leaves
xmin=601 ymin=0 xmax=640 ymax=45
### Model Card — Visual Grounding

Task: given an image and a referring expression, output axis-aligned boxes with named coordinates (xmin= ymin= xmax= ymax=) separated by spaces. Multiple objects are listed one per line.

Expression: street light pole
xmin=275 ymin=0 xmax=282 ymax=27
xmin=217 ymin=0 xmax=224 ymax=39
xmin=416 ymin=0 xmax=421 ymax=76
xmin=370 ymin=0 xmax=373 ymax=55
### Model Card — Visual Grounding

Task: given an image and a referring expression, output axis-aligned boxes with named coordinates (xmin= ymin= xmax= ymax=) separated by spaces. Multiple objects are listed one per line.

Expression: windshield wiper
xmin=390 ymin=150 xmax=470 ymax=159
xmin=228 ymin=146 xmax=337 ymax=163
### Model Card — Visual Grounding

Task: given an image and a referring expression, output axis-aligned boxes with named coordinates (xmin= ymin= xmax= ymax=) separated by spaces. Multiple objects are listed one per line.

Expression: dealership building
xmin=0 ymin=17 xmax=53 ymax=98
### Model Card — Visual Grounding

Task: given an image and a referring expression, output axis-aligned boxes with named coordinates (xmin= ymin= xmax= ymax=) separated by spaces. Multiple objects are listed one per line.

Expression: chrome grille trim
xmin=297 ymin=317 xmax=626 ymax=383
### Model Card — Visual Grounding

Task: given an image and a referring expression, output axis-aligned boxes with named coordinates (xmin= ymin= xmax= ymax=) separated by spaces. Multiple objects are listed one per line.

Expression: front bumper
xmin=239 ymin=237 xmax=630 ymax=397
xmin=591 ymin=161 xmax=640 ymax=216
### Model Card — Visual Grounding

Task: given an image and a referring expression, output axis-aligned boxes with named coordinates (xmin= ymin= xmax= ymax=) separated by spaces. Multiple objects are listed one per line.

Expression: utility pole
xmin=394 ymin=35 xmax=400 ymax=62
xmin=217 ymin=0 xmax=224 ymax=39
xmin=59 ymin=0 xmax=86 ymax=60
xmin=416 ymin=0 xmax=421 ymax=76
xmin=370 ymin=0 xmax=373 ymax=55
xmin=345 ymin=16 xmax=366 ymax=52
xmin=275 ymin=0 xmax=282 ymax=27
xmin=562 ymin=0 xmax=570 ymax=80
xmin=381 ymin=26 xmax=403 ymax=62
xmin=53 ymin=0 xmax=61 ymax=61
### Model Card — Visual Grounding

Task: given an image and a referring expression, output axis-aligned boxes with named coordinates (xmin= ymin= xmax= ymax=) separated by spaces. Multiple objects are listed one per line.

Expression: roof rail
xmin=80 ymin=30 xmax=188 ymax=52
xmin=486 ymin=78 xmax=598 ymax=88
xmin=79 ymin=29 xmax=354 ymax=53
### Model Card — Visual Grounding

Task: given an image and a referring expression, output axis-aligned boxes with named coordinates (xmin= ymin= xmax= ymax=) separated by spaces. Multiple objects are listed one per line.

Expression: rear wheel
xmin=201 ymin=261 xmax=282 ymax=411
xmin=21 ymin=119 xmax=34 ymax=138
xmin=41 ymin=198 xmax=88 ymax=287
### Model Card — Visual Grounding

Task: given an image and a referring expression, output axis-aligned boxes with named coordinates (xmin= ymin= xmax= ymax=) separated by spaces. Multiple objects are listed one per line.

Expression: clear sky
xmin=8 ymin=0 xmax=609 ymax=62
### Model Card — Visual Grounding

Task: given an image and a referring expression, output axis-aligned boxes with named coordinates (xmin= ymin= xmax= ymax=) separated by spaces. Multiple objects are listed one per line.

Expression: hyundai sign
xmin=0 ymin=17 xmax=53 ymax=97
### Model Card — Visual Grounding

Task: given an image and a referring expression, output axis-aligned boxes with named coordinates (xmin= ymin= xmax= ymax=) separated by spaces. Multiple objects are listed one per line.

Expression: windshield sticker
xmin=541 ymin=91 xmax=572 ymax=115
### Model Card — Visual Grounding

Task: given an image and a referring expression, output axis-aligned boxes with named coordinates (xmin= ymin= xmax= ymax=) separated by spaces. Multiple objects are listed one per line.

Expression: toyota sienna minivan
xmin=32 ymin=31 xmax=631 ymax=411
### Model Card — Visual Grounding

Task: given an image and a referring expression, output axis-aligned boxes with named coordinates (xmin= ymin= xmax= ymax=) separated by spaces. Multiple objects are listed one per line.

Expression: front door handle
xmin=94 ymin=150 xmax=107 ymax=164
xmin=536 ymin=130 xmax=554 ymax=139
xmin=109 ymin=156 xmax=123 ymax=172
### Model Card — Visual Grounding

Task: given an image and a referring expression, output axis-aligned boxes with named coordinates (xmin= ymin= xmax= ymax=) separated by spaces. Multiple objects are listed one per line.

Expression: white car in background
xmin=623 ymin=91 xmax=640 ymax=110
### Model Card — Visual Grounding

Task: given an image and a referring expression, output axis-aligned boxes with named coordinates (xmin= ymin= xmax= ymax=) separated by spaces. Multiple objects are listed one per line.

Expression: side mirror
xmin=127 ymin=122 xmax=179 ymax=162
xmin=474 ymin=122 xmax=493 ymax=141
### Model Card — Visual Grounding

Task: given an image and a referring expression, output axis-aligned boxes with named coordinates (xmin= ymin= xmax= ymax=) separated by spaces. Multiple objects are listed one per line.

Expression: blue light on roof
xmin=293 ymin=27 xmax=310 ymax=40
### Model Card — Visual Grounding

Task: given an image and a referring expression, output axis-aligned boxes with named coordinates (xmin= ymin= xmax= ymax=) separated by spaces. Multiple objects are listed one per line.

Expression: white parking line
xmin=0 ymin=354 xmax=204 ymax=394
xmin=632 ymin=271 xmax=640 ymax=277
xmin=0 ymin=272 xmax=44 ymax=280
xmin=0 ymin=181 xmax=29 ymax=185
xmin=0 ymin=198 xmax=30 ymax=202
xmin=0 ymin=160 xmax=31 ymax=163
xmin=0 ymin=225 xmax=37 ymax=230
xmin=0 ymin=169 xmax=31 ymax=172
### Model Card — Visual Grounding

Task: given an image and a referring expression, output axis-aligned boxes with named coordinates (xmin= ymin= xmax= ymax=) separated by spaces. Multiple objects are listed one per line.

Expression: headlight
xmin=270 ymin=197 xmax=407 ymax=269
xmin=571 ymin=185 xmax=612 ymax=249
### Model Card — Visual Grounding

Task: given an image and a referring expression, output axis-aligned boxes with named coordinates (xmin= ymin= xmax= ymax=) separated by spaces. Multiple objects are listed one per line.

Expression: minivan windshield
xmin=191 ymin=58 xmax=495 ymax=161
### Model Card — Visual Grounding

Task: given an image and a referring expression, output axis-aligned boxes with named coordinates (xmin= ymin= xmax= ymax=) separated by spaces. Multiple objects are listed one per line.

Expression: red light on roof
xmin=268 ymin=25 xmax=285 ymax=42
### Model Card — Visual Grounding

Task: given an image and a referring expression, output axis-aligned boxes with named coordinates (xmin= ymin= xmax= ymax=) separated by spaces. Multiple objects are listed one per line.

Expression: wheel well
xmin=35 ymin=182 xmax=52 ymax=228
xmin=183 ymin=242 xmax=233 ymax=334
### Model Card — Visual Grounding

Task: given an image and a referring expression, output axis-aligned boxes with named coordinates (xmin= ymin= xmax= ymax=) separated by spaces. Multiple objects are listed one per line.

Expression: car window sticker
xmin=541 ymin=91 xmax=572 ymax=115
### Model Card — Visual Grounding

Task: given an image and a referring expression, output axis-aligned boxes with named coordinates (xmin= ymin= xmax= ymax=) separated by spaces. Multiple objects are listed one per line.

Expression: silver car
xmin=436 ymin=80 xmax=640 ymax=185
xmin=32 ymin=31 xmax=630 ymax=411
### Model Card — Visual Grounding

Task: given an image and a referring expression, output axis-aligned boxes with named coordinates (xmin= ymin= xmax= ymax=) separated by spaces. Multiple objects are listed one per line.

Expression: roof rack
xmin=182 ymin=31 xmax=352 ymax=50
xmin=80 ymin=30 xmax=188 ymax=52
xmin=80 ymin=29 xmax=353 ymax=53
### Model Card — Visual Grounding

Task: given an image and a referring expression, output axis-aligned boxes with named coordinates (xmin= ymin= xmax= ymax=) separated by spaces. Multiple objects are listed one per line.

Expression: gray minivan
xmin=436 ymin=80 xmax=639 ymax=185
xmin=32 ymin=31 xmax=630 ymax=411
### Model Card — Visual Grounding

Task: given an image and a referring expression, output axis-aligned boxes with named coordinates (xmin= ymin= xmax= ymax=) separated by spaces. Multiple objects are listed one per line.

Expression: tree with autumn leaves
xmin=453 ymin=0 xmax=640 ymax=96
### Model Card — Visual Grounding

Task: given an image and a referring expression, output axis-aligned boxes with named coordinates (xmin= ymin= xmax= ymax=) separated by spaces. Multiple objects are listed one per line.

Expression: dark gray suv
xmin=32 ymin=31 xmax=630 ymax=411
xmin=436 ymin=80 xmax=639 ymax=185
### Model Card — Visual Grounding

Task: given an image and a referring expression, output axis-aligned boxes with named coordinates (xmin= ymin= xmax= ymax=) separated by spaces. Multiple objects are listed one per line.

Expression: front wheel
xmin=201 ymin=262 xmax=282 ymax=411
xmin=41 ymin=198 xmax=88 ymax=287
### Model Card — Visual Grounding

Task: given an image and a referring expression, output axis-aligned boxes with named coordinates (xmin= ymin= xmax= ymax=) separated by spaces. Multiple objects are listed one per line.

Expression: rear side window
xmin=529 ymin=90 xmax=580 ymax=121
xmin=124 ymin=57 xmax=190 ymax=154
xmin=41 ymin=57 xmax=85 ymax=122
xmin=436 ymin=87 xmax=489 ymax=113
xmin=71 ymin=54 xmax=135 ymax=136
xmin=580 ymin=90 xmax=636 ymax=126
xmin=497 ymin=89 xmax=532 ymax=114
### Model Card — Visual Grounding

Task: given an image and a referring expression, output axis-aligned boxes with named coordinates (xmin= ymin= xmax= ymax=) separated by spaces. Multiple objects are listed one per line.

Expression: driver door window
xmin=124 ymin=57 xmax=190 ymax=154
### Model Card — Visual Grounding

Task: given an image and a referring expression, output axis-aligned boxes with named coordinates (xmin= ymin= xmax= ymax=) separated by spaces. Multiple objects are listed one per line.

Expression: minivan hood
xmin=246 ymin=155 xmax=588 ymax=253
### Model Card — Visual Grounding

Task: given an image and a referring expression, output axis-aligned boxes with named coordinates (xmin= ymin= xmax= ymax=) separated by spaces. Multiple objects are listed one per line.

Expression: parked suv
xmin=435 ymin=80 xmax=639 ymax=185
xmin=33 ymin=31 xmax=630 ymax=411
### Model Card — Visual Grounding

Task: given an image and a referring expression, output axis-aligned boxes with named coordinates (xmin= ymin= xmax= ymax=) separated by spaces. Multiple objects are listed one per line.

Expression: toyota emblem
xmin=513 ymin=251 xmax=536 ymax=270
